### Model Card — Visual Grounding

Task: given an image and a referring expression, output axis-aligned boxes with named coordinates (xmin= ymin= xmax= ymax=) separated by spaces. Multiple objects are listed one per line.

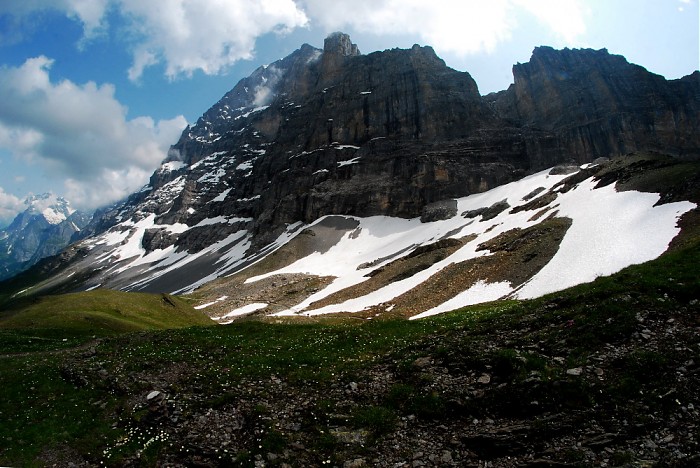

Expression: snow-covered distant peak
xmin=24 ymin=193 xmax=75 ymax=225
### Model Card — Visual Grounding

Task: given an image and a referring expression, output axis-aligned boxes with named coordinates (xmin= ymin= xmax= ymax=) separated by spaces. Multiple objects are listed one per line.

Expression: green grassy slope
xmin=0 ymin=236 xmax=698 ymax=466
xmin=0 ymin=289 xmax=214 ymax=353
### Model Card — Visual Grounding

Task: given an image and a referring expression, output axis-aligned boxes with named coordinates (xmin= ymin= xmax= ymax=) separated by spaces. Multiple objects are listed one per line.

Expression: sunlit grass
xmin=0 ymin=289 xmax=214 ymax=353
xmin=0 ymin=235 xmax=698 ymax=466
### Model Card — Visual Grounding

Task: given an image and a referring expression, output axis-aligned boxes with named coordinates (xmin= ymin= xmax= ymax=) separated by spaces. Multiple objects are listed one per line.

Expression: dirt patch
xmin=191 ymin=216 xmax=360 ymax=312
xmin=196 ymin=273 xmax=334 ymax=318
xmin=307 ymin=237 xmax=473 ymax=311
xmin=510 ymin=191 xmax=558 ymax=214
xmin=668 ymin=208 xmax=700 ymax=252
xmin=463 ymin=199 xmax=511 ymax=221
xmin=376 ymin=217 xmax=572 ymax=318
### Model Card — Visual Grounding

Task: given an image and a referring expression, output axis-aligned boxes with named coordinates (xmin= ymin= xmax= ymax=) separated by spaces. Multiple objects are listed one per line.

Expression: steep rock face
xmin=84 ymin=37 xmax=698 ymax=256
xmin=489 ymin=47 xmax=700 ymax=160
xmin=135 ymin=33 xmax=533 ymax=247
xmin=8 ymin=35 xmax=698 ymax=294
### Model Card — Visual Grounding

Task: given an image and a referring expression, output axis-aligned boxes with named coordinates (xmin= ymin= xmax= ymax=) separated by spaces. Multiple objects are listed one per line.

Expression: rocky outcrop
xmin=488 ymin=46 xmax=700 ymax=161
xmin=126 ymin=33 xmax=530 ymax=247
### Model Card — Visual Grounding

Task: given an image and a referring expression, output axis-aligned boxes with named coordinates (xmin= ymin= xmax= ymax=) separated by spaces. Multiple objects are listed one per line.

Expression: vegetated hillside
xmin=0 ymin=234 xmax=698 ymax=467
xmin=0 ymin=289 xmax=214 ymax=352
xmin=0 ymin=34 xmax=697 ymax=466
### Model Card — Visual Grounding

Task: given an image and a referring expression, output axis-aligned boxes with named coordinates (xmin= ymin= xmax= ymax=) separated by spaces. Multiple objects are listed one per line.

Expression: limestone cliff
xmin=489 ymin=46 xmax=700 ymax=160
xmin=58 ymin=34 xmax=699 ymax=290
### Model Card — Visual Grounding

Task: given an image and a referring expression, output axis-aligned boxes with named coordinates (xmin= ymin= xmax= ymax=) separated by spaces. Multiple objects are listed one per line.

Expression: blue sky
xmin=0 ymin=0 xmax=697 ymax=226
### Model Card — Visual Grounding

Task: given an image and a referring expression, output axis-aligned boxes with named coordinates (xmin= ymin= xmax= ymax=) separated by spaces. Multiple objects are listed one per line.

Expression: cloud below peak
xmin=0 ymin=187 xmax=24 ymax=225
xmin=0 ymin=56 xmax=187 ymax=213
xmin=1 ymin=0 xmax=309 ymax=81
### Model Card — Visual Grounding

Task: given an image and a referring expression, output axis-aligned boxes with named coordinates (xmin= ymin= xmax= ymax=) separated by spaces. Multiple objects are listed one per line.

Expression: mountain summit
xmin=0 ymin=194 xmax=89 ymax=280
xmin=5 ymin=34 xmax=699 ymax=317
xmin=23 ymin=193 xmax=75 ymax=225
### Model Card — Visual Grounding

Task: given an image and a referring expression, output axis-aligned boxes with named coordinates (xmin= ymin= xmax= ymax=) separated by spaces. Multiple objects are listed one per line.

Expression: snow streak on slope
xmin=513 ymin=178 xmax=690 ymax=299
xmin=246 ymin=169 xmax=571 ymax=315
xmin=231 ymin=168 xmax=695 ymax=319
xmin=64 ymin=166 xmax=693 ymax=320
xmin=77 ymin=211 xmax=252 ymax=293
xmin=411 ymin=281 xmax=514 ymax=320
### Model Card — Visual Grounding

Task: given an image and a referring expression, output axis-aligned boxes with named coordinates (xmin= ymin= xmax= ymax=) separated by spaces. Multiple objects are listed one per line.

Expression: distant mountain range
xmin=0 ymin=193 xmax=89 ymax=281
xmin=2 ymin=33 xmax=698 ymax=318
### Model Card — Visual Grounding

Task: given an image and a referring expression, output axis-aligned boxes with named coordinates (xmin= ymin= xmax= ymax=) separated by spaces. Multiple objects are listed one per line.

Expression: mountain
xmin=0 ymin=194 xmax=90 ymax=281
xmin=488 ymin=46 xmax=700 ymax=162
xmin=3 ymin=34 xmax=698 ymax=318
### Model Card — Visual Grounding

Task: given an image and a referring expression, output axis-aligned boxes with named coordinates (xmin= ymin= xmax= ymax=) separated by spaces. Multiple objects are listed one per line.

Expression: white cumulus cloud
xmin=513 ymin=0 xmax=586 ymax=43
xmin=2 ymin=0 xmax=587 ymax=77
xmin=0 ymin=187 xmax=24 ymax=225
xmin=121 ymin=0 xmax=309 ymax=81
xmin=0 ymin=0 xmax=110 ymax=40
xmin=1 ymin=0 xmax=308 ymax=81
xmin=299 ymin=0 xmax=587 ymax=55
xmin=0 ymin=56 xmax=187 ymax=212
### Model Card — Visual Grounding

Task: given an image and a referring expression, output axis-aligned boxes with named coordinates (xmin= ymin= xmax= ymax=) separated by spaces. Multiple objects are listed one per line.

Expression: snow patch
xmin=338 ymin=157 xmax=361 ymax=167
xmin=190 ymin=152 xmax=226 ymax=170
xmin=198 ymin=168 xmax=226 ymax=184
xmin=42 ymin=208 xmax=67 ymax=225
xmin=513 ymin=179 xmax=695 ymax=299
xmin=259 ymin=168 xmax=693 ymax=318
xmin=195 ymin=296 xmax=229 ymax=310
xmin=410 ymin=281 xmax=513 ymax=320
xmin=235 ymin=106 xmax=270 ymax=120
xmin=25 ymin=194 xmax=75 ymax=225
xmin=194 ymin=216 xmax=252 ymax=227
xmin=160 ymin=161 xmax=186 ymax=172
xmin=211 ymin=188 xmax=231 ymax=203
xmin=217 ymin=303 xmax=268 ymax=323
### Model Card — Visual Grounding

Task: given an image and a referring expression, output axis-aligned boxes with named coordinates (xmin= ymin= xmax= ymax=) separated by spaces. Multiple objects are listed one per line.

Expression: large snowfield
xmin=249 ymin=169 xmax=695 ymax=319
xmin=79 ymin=167 xmax=695 ymax=320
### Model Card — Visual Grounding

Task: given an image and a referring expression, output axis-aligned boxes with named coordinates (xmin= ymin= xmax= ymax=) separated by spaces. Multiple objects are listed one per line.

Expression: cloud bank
xmin=1 ymin=0 xmax=309 ymax=81
xmin=121 ymin=0 xmax=309 ymax=81
xmin=301 ymin=0 xmax=586 ymax=55
xmin=0 ymin=56 xmax=187 ymax=213
xmin=1 ymin=0 xmax=586 ymax=80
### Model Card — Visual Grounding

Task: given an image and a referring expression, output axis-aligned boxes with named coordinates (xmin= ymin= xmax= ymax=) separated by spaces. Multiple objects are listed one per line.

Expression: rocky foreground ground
xmin=31 ymin=245 xmax=696 ymax=467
